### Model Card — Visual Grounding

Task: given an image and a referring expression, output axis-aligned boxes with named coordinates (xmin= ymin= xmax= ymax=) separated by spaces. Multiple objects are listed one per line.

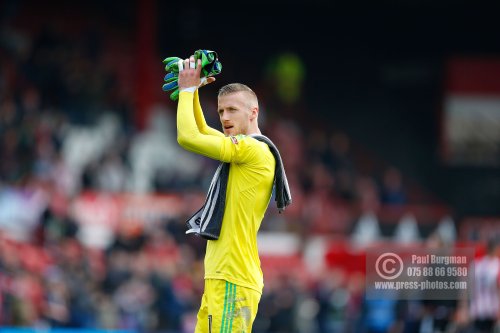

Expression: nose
xmin=220 ymin=111 xmax=230 ymax=121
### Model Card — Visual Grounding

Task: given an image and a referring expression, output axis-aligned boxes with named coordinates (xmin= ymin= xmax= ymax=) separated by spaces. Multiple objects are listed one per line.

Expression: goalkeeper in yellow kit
xmin=175 ymin=55 xmax=286 ymax=333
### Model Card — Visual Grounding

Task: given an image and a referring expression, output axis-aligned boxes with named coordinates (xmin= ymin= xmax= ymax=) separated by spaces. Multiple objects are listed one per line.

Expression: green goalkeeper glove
xmin=163 ymin=56 xmax=183 ymax=73
xmin=162 ymin=56 xmax=183 ymax=100
xmin=162 ymin=50 xmax=222 ymax=101
xmin=162 ymin=71 xmax=180 ymax=101
xmin=194 ymin=49 xmax=222 ymax=77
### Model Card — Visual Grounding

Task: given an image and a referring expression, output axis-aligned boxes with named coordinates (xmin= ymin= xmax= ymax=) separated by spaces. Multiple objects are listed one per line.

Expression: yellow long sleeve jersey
xmin=177 ymin=90 xmax=275 ymax=293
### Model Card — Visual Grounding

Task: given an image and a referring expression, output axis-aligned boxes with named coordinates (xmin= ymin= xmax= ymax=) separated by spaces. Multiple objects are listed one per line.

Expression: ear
xmin=249 ymin=107 xmax=259 ymax=121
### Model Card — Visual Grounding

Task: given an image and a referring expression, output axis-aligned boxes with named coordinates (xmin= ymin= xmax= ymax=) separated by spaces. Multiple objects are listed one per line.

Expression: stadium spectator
xmin=379 ymin=167 xmax=407 ymax=205
xmin=466 ymin=238 xmax=500 ymax=333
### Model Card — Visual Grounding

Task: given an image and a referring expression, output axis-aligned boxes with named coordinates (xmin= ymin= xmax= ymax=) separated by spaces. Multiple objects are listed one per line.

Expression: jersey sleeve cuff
xmin=180 ymin=86 xmax=197 ymax=93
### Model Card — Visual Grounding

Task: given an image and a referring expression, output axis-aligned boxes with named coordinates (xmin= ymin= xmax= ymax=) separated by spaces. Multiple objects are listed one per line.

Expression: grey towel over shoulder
xmin=185 ymin=134 xmax=292 ymax=240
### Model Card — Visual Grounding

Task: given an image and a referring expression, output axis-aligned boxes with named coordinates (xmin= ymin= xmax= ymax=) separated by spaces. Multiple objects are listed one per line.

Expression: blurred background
xmin=1 ymin=0 xmax=500 ymax=332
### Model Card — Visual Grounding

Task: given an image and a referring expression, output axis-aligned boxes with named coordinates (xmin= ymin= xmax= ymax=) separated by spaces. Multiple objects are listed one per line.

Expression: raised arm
xmin=193 ymin=89 xmax=224 ymax=138
xmin=177 ymin=89 xmax=225 ymax=160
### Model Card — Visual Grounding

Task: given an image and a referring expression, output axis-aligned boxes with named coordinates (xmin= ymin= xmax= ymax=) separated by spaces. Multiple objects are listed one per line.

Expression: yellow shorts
xmin=194 ymin=279 xmax=261 ymax=333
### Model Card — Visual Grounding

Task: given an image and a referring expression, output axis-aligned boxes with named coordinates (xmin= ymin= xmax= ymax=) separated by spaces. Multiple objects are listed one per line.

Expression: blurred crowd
xmin=1 ymin=7 xmax=499 ymax=333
